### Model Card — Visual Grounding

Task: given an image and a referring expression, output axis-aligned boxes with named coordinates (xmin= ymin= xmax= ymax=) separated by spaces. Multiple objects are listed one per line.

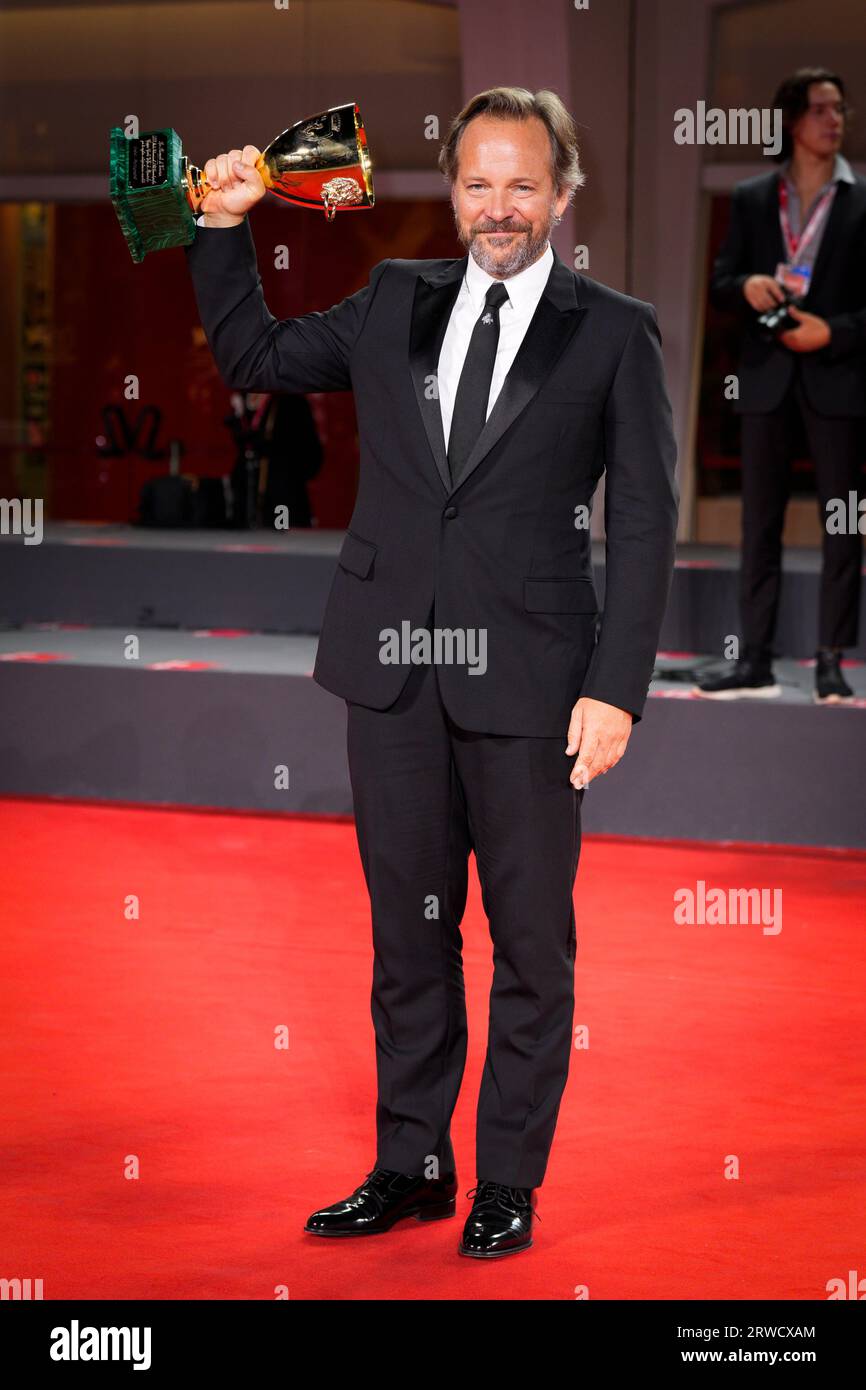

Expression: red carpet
xmin=1 ymin=796 xmax=863 ymax=1300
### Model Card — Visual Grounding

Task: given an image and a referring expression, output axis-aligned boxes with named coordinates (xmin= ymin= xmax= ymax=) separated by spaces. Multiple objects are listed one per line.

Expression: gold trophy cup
xmin=110 ymin=102 xmax=375 ymax=262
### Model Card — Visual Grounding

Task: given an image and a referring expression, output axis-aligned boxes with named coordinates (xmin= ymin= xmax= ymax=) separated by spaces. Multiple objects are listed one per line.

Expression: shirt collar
xmin=781 ymin=153 xmax=855 ymax=189
xmin=464 ymin=241 xmax=554 ymax=315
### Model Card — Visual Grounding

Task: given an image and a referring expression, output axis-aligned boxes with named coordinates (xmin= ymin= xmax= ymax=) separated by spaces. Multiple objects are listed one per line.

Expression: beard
xmin=454 ymin=202 xmax=558 ymax=278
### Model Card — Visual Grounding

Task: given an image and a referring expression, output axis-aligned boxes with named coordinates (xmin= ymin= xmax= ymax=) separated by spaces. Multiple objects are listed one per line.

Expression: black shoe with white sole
xmin=693 ymin=650 xmax=780 ymax=700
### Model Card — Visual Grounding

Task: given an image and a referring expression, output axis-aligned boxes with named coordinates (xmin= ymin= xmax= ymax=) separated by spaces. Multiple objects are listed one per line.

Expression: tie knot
xmin=483 ymin=282 xmax=509 ymax=313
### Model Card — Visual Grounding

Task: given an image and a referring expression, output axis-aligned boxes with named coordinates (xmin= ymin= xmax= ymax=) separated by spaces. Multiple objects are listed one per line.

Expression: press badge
xmin=774 ymin=262 xmax=812 ymax=299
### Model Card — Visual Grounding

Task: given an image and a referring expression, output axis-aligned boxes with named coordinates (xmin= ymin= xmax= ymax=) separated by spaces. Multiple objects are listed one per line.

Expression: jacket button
xmin=444 ymin=506 xmax=458 ymax=519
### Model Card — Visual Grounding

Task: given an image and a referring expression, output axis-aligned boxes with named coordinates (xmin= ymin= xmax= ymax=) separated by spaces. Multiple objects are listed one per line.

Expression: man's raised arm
xmin=185 ymin=145 xmax=389 ymax=393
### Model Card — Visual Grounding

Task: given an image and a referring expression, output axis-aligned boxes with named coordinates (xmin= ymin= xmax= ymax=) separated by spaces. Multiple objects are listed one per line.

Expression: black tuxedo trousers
xmin=740 ymin=366 xmax=863 ymax=650
xmin=346 ymin=602 xmax=582 ymax=1188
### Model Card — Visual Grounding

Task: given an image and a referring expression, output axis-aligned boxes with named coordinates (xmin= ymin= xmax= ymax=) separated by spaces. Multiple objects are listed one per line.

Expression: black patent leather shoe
xmin=304 ymin=1167 xmax=458 ymax=1236
xmin=458 ymin=1181 xmax=537 ymax=1258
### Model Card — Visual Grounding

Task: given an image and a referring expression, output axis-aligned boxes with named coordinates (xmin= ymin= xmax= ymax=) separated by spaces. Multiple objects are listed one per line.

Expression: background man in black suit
xmin=186 ymin=87 xmax=678 ymax=1259
xmin=697 ymin=68 xmax=865 ymax=704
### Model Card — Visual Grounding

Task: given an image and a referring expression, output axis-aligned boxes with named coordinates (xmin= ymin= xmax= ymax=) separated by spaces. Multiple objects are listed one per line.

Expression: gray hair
xmin=437 ymin=86 xmax=585 ymax=202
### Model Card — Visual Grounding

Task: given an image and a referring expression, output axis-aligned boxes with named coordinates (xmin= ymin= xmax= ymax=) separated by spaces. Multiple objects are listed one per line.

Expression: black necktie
xmin=447 ymin=281 xmax=510 ymax=488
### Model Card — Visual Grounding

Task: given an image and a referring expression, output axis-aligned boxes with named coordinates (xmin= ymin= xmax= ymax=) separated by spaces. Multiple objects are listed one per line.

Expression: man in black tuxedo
xmin=697 ymin=68 xmax=865 ymax=704
xmin=186 ymin=87 xmax=678 ymax=1258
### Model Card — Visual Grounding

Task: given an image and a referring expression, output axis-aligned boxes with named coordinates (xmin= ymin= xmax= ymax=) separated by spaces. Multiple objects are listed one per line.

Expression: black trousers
xmin=740 ymin=367 xmax=863 ymax=652
xmin=345 ymin=651 xmax=583 ymax=1189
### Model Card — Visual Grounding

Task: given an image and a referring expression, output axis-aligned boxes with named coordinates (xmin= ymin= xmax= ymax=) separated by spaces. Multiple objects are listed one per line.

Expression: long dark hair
xmin=771 ymin=67 xmax=850 ymax=163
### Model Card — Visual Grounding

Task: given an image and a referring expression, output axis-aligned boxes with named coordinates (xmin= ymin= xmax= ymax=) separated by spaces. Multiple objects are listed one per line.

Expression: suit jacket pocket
xmin=524 ymin=577 xmax=598 ymax=613
xmin=337 ymin=529 xmax=378 ymax=579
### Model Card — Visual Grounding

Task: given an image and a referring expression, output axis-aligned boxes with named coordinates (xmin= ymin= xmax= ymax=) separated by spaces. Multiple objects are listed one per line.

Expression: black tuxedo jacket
xmin=185 ymin=221 xmax=679 ymax=733
xmin=710 ymin=168 xmax=866 ymax=416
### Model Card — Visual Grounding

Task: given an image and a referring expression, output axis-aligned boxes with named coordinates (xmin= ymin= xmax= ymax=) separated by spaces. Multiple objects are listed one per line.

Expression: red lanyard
xmin=778 ymin=178 xmax=837 ymax=263
xmin=250 ymin=394 xmax=272 ymax=430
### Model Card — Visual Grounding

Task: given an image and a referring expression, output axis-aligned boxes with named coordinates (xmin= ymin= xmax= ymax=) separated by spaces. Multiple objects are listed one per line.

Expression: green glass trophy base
xmin=109 ymin=128 xmax=197 ymax=263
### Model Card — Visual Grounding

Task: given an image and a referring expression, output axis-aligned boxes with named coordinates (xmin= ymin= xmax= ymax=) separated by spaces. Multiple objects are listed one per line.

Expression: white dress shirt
xmin=437 ymin=241 xmax=554 ymax=448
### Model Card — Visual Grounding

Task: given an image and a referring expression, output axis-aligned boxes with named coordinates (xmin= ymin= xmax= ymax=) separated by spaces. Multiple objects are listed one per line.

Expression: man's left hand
xmin=566 ymin=697 xmax=633 ymax=789
xmin=779 ymin=307 xmax=831 ymax=352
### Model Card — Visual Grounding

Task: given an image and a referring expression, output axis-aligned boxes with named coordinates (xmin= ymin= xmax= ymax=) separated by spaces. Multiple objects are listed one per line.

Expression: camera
xmin=756 ymin=288 xmax=800 ymax=340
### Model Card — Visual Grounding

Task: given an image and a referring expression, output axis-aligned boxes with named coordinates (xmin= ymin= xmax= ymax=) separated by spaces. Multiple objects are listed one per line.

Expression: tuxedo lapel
xmin=806 ymin=179 xmax=850 ymax=300
xmin=759 ymin=173 xmax=786 ymax=267
xmin=408 ymin=257 xmax=466 ymax=495
xmin=409 ymin=248 xmax=587 ymax=497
